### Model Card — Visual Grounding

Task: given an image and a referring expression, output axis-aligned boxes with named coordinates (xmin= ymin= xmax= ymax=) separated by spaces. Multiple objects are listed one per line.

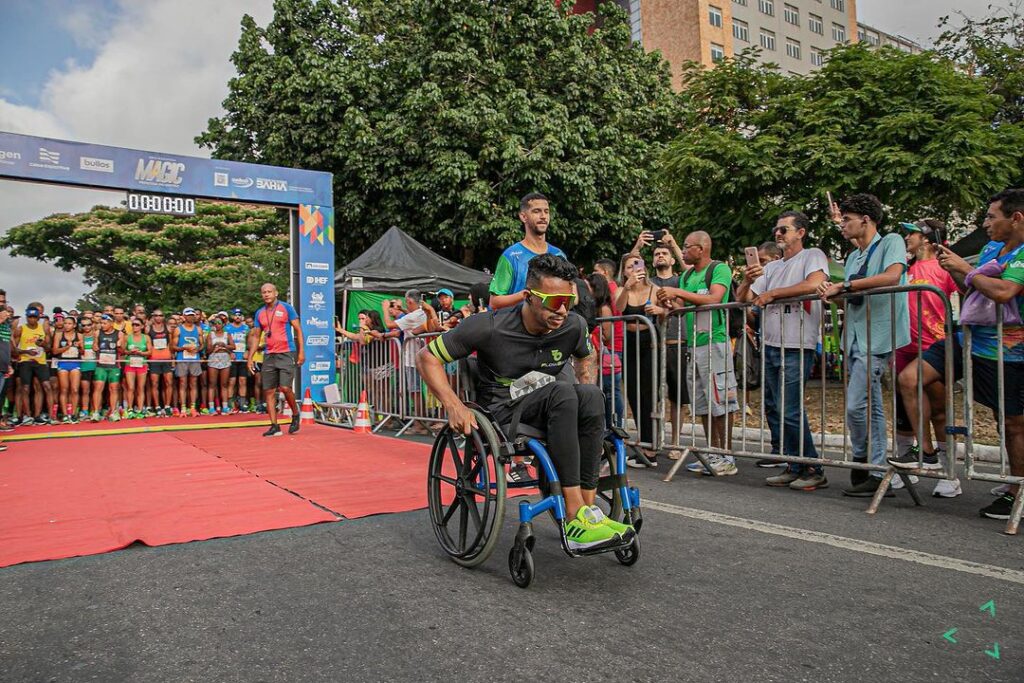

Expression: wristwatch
xmin=842 ymin=280 xmax=852 ymax=292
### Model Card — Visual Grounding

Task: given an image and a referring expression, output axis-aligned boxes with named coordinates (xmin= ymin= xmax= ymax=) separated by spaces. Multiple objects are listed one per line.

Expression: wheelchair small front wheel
xmin=508 ymin=544 xmax=535 ymax=588
xmin=615 ymin=534 xmax=640 ymax=566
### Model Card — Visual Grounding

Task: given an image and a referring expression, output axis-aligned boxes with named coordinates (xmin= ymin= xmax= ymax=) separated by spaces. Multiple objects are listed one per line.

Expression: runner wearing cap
xmin=173 ymin=308 xmax=204 ymax=417
xmin=90 ymin=314 xmax=125 ymax=422
xmin=13 ymin=307 xmax=54 ymax=425
xmin=147 ymin=309 xmax=174 ymax=416
xmin=123 ymin=317 xmax=151 ymax=418
xmin=225 ymin=308 xmax=250 ymax=413
xmin=249 ymin=283 xmax=304 ymax=436
xmin=51 ymin=315 xmax=83 ymax=423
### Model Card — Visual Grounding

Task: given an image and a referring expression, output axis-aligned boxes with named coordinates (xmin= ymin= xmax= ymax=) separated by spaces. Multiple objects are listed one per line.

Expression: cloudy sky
xmin=0 ymin=0 xmax=1002 ymax=311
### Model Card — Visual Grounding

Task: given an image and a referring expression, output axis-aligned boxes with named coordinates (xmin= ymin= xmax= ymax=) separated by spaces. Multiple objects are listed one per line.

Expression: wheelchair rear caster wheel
xmin=508 ymin=544 xmax=535 ymax=588
xmin=615 ymin=534 xmax=640 ymax=566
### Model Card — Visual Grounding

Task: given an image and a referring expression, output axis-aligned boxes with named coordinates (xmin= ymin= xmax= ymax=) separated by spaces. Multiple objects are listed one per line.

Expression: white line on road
xmin=646 ymin=499 xmax=1024 ymax=586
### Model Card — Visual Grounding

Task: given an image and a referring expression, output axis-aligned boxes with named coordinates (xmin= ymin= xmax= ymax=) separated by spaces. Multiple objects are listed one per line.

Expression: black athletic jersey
xmin=97 ymin=330 xmax=121 ymax=367
xmin=427 ymin=304 xmax=592 ymax=406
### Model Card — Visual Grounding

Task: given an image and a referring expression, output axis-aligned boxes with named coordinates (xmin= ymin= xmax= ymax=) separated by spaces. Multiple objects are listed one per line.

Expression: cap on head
xmin=25 ymin=307 xmax=40 ymax=317
xmin=182 ymin=307 xmax=197 ymax=316
xmin=101 ymin=313 xmax=113 ymax=321
xmin=231 ymin=307 xmax=243 ymax=315
xmin=437 ymin=288 xmax=454 ymax=298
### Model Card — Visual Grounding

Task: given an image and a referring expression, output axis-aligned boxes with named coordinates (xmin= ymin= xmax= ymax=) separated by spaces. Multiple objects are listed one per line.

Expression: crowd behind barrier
xmin=320 ymin=189 xmax=1024 ymax=535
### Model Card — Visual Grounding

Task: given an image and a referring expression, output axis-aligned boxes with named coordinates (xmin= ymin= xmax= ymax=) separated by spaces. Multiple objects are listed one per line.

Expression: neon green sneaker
xmin=564 ymin=506 xmax=620 ymax=550
xmin=587 ymin=505 xmax=634 ymax=537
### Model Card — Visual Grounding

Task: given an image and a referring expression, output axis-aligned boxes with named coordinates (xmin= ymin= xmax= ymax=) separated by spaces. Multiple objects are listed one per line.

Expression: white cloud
xmin=0 ymin=0 xmax=274 ymax=310
xmin=857 ymin=0 xmax=1001 ymax=46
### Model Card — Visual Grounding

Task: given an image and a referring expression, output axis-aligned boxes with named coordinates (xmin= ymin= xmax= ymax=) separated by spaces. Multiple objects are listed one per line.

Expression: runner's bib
xmin=83 ymin=349 xmax=96 ymax=360
xmin=63 ymin=347 xmax=80 ymax=359
xmin=182 ymin=349 xmax=198 ymax=360
xmin=129 ymin=356 xmax=145 ymax=368
xmin=153 ymin=338 xmax=168 ymax=350
xmin=99 ymin=352 xmax=117 ymax=365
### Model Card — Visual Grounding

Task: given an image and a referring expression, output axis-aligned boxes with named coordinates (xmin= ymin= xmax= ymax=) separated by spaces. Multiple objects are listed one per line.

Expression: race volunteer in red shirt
xmin=249 ymin=283 xmax=305 ymax=437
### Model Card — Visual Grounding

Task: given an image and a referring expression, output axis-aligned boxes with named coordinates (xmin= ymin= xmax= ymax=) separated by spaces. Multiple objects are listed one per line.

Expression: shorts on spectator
xmin=229 ymin=360 xmax=248 ymax=378
xmin=17 ymin=362 xmax=50 ymax=384
xmin=149 ymin=361 xmax=173 ymax=375
xmin=262 ymin=352 xmax=296 ymax=390
xmin=689 ymin=342 xmax=738 ymax=417
xmin=922 ymin=336 xmax=1024 ymax=417
xmin=174 ymin=361 xmax=203 ymax=378
xmin=94 ymin=366 xmax=121 ymax=384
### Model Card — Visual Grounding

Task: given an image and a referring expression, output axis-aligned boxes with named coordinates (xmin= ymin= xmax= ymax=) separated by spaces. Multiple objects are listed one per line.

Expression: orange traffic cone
xmin=300 ymin=388 xmax=315 ymax=425
xmin=280 ymin=392 xmax=293 ymax=419
xmin=353 ymin=390 xmax=372 ymax=434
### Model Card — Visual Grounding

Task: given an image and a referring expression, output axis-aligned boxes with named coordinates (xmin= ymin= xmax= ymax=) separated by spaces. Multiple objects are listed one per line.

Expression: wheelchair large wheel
xmin=427 ymin=410 xmax=506 ymax=568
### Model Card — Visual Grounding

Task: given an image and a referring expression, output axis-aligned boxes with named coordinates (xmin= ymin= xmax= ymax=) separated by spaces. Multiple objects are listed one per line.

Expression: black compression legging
xmin=493 ymin=382 xmax=605 ymax=489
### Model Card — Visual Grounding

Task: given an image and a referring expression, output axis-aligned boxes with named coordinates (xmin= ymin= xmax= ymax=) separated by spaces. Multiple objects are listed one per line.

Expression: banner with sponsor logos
xmin=296 ymin=205 xmax=337 ymax=402
xmin=0 ymin=131 xmax=332 ymax=207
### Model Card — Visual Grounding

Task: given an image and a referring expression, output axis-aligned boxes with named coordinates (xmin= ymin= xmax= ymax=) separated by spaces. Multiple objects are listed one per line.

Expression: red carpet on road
xmin=4 ymin=412 xmax=270 ymax=441
xmin=173 ymin=426 xmax=434 ymax=519
xmin=0 ymin=432 xmax=336 ymax=568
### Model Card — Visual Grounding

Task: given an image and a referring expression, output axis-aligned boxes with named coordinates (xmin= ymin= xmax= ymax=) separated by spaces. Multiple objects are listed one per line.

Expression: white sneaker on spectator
xmin=686 ymin=459 xmax=707 ymax=474
xmin=990 ymin=483 xmax=1012 ymax=497
xmin=704 ymin=455 xmax=738 ymax=476
xmin=932 ymin=478 xmax=962 ymax=498
xmin=890 ymin=474 xmax=919 ymax=490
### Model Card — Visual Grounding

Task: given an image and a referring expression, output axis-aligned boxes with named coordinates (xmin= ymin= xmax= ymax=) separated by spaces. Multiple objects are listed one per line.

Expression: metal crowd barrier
xmin=660 ymin=285 xmax=963 ymax=514
xmin=322 ymin=337 xmax=403 ymax=432
xmin=393 ymin=332 xmax=467 ymax=435
xmin=593 ymin=314 xmax=662 ymax=453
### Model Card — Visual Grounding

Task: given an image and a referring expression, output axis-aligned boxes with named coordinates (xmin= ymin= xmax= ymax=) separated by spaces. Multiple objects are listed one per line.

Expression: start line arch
xmin=0 ymin=130 xmax=336 ymax=401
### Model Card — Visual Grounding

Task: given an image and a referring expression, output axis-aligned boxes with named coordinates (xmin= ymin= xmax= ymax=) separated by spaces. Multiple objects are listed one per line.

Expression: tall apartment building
xmin=856 ymin=22 xmax=923 ymax=54
xmin=569 ymin=0 xmax=860 ymax=86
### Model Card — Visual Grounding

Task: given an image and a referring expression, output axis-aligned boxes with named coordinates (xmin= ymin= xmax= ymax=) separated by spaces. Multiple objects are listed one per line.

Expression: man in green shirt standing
xmin=657 ymin=231 xmax=739 ymax=475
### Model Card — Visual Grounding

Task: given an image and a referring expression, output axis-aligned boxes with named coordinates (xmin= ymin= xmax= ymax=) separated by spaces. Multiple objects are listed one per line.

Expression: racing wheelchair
xmin=426 ymin=360 xmax=643 ymax=588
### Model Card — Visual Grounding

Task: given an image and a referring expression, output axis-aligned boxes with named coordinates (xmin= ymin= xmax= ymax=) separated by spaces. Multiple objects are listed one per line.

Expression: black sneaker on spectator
xmin=887 ymin=447 xmax=941 ymax=470
xmin=263 ymin=424 xmax=282 ymax=437
xmin=980 ymin=494 xmax=1016 ymax=520
xmin=506 ymin=462 xmax=532 ymax=484
xmin=842 ymin=477 xmax=894 ymax=498
xmin=756 ymin=459 xmax=786 ymax=468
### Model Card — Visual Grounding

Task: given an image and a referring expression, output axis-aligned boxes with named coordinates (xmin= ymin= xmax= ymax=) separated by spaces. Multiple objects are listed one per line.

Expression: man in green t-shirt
xmin=657 ymin=231 xmax=739 ymax=475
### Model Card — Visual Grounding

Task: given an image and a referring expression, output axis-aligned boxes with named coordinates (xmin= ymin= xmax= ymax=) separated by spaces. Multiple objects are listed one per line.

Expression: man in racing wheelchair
xmin=416 ymin=253 xmax=635 ymax=551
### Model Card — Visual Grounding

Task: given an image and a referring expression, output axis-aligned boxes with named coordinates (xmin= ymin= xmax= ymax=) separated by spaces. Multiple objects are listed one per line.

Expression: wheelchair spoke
xmin=441 ymin=497 xmax=461 ymax=526
xmin=432 ymin=473 xmax=459 ymax=487
xmin=465 ymin=498 xmax=483 ymax=531
xmin=446 ymin=433 xmax=463 ymax=474
xmin=458 ymin=501 xmax=469 ymax=551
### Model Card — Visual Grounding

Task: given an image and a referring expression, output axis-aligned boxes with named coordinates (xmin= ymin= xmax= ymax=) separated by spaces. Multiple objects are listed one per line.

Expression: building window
xmin=710 ymin=43 xmax=726 ymax=63
xmin=811 ymin=48 xmax=824 ymax=66
xmin=709 ymin=5 xmax=723 ymax=28
xmin=868 ymin=34 xmax=880 ymax=46
xmin=733 ymin=19 xmax=750 ymax=42
xmin=809 ymin=14 xmax=823 ymax=34
xmin=830 ymin=0 xmax=845 ymax=11
xmin=760 ymin=29 xmax=776 ymax=51
xmin=784 ymin=4 xmax=799 ymax=25
xmin=733 ymin=0 xmax=747 ymax=5
xmin=832 ymin=23 xmax=846 ymax=42
xmin=786 ymin=38 xmax=801 ymax=59
xmin=758 ymin=0 xmax=774 ymax=17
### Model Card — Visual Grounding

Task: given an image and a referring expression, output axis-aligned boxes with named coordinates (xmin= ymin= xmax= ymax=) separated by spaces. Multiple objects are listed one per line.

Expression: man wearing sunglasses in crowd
xmin=418 ymin=253 xmax=635 ymax=551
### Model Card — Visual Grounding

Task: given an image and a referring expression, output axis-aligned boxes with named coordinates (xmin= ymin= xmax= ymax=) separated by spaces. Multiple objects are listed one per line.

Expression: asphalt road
xmin=1 ymin=457 xmax=1021 ymax=682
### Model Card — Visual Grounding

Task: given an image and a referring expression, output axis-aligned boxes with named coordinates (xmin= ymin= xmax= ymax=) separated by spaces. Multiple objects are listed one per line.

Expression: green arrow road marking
xmin=942 ymin=628 xmax=958 ymax=643
xmin=985 ymin=642 xmax=1000 ymax=660
xmin=980 ymin=599 xmax=996 ymax=617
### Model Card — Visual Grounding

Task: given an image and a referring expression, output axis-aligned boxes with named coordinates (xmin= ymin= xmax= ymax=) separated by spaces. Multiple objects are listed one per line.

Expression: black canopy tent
xmin=334 ymin=225 xmax=492 ymax=321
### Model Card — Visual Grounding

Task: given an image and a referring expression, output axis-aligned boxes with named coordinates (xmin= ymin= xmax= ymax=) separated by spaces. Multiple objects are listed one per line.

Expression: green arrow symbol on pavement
xmin=942 ymin=628 xmax=958 ymax=643
xmin=980 ymin=599 xmax=996 ymax=617
xmin=985 ymin=643 xmax=1000 ymax=660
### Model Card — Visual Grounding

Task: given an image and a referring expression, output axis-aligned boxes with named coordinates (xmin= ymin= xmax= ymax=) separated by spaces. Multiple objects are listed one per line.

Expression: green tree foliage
xmin=197 ymin=0 xmax=680 ymax=269
xmin=0 ymin=202 xmax=289 ymax=312
xmin=660 ymin=44 xmax=1024 ymax=258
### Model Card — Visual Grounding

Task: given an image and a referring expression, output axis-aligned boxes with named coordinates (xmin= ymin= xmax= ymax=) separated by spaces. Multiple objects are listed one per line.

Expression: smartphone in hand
xmin=744 ymin=246 xmax=760 ymax=268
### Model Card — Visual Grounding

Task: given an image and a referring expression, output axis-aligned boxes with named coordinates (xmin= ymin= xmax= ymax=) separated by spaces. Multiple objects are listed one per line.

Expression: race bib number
xmin=182 ymin=350 xmax=198 ymax=360
xmin=153 ymin=338 xmax=168 ymax=350
xmin=63 ymin=347 xmax=80 ymax=359
xmin=99 ymin=352 xmax=117 ymax=365
xmin=83 ymin=349 xmax=96 ymax=360
xmin=129 ymin=356 xmax=144 ymax=368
